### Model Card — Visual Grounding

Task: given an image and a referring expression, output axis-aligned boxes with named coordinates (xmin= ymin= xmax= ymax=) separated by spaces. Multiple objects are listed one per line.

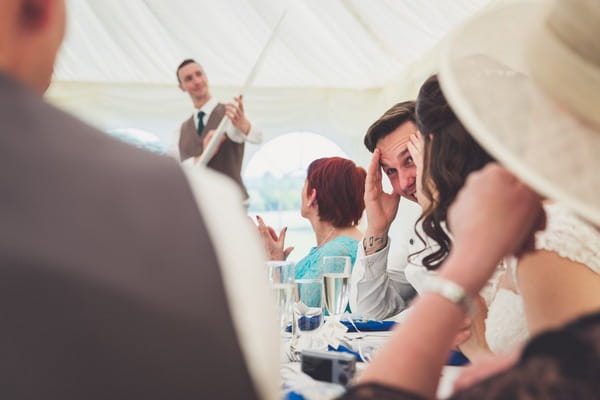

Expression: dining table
xmin=279 ymin=319 xmax=465 ymax=400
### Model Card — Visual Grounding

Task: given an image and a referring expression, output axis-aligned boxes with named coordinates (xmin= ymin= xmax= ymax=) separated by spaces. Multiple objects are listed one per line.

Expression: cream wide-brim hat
xmin=439 ymin=0 xmax=600 ymax=226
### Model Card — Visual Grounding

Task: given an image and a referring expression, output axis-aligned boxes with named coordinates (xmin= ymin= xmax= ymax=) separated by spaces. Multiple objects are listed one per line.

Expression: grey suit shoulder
xmin=0 ymin=73 xmax=258 ymax=399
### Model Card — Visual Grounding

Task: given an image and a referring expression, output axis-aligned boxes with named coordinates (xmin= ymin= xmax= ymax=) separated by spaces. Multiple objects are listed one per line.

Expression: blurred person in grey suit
xmin=0 ymin=1 xmax=278 ymax=398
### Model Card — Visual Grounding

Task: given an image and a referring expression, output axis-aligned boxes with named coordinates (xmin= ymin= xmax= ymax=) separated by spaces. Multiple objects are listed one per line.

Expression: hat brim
xmin=439 ymin=1 xmax=600 ymax=226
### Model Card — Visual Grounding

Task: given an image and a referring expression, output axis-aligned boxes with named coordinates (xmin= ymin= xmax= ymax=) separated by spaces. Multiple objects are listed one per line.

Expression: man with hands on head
xmin=173 ymin=59 xmax=262 ymax=200
xmin=350 ymin=101 xmax=428 ymax=320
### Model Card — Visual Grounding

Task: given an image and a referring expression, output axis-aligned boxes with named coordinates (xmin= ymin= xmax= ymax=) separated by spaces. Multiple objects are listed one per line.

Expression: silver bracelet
xmin=423 ymin=276 xmax=473 ymax=314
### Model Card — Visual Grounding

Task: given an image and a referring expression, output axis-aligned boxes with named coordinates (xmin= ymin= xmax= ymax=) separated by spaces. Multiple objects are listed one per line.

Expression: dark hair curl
xmin=414 ymin=75 xmax=494 ymax=270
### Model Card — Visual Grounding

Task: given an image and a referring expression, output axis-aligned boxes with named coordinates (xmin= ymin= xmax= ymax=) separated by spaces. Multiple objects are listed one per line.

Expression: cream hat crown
xmin=439 ymin=0 xmax=600 ymax=225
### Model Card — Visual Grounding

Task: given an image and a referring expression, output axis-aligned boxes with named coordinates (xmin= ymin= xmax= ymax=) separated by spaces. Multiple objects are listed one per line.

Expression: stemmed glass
xmin=293 ymin=278 xmax=325 ymax=350
xmin=321 ymin=256 xmax=352 ymax=323
xmin=266 ymin=261 xmax=295 ymax=334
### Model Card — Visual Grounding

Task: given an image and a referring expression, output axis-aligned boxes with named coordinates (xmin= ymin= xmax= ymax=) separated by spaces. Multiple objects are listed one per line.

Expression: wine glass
xmin=266 ymin=261 xmax=295 ymax=333
xmin=294 ymin=278 xmax=323 ymax=331
xmin=321 ymin=256 xmax=352 ymax=322
xmin=293 ymin=278 xmax=325 ymax=351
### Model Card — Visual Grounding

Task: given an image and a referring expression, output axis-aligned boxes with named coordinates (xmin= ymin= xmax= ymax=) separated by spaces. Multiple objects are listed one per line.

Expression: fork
xmin=287 ymin=335 xmax=301 ymax=362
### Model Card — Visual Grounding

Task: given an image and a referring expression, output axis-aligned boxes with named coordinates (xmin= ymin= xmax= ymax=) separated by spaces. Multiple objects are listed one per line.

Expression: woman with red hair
xmin=258 ymin=157 xmax=366 ymax=299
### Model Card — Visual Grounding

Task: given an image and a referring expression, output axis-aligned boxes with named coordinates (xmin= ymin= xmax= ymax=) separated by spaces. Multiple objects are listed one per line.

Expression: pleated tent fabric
xmin=48 ymin=0 xmax=500 ymax=164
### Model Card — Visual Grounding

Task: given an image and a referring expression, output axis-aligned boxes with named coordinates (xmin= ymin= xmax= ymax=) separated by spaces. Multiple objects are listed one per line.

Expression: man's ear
xmin=20 ymin=0 xmax=52 ymax=31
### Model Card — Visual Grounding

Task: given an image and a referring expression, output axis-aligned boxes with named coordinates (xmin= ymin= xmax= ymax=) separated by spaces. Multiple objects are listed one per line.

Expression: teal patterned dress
xmin=294 ymin=235 xmax=359 ymax=309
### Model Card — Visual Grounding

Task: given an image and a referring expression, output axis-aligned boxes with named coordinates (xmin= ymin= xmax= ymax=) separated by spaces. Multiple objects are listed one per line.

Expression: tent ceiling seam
xmin=340 ymin=0 xmax=404 ymax=63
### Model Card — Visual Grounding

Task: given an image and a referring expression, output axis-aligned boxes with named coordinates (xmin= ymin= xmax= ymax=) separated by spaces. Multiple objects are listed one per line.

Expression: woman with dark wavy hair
xmin=414 ymin=74 xmax=494 ymax=271
xmin=406 ymin=75 xmax=499 ymax=360
xmin=409 ymin=74 xmax=600 ymax=362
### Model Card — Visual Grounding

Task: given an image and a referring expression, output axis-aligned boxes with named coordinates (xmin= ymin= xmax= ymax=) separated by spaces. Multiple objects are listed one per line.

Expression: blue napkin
xmin=284 ymin=392 xmax=304 ymax=400
xmin=328 ymin=344 xmax=364 ymax=361
xmin=341 ymin=319 xmax=396 ymax=332
xmin=447 ymin=349 xmax=470 ymax=366
xmin=286 ymin=318 xmax=396 ymax=333
xmin=298 ymin=315 xmax=323 ymax=331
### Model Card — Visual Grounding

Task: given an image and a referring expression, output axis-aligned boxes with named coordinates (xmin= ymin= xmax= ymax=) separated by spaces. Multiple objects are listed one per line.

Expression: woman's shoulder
xmin=295 ymin=238 xmax=358 ymax=279
xmin=320 ymin=235 xmax=359 ymax=255
xmin=295 ymin=247 xmax=320 ymax=279
xmin=535 ymin=203 xmax=600 ymax=273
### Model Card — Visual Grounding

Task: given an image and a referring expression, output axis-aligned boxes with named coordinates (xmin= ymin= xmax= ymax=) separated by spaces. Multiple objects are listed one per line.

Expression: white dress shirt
xmin=195 ymin=97 xmax=262 ymax=144
xmin=349 ymin=200 xmax=428 ymax=320
xmin=350 ymin=195 xmax=509 ymax=323
xmin=181 ymin=164 xmax=278 ymax=400
xmin=170 ymin=97 xmax=263 ymax=158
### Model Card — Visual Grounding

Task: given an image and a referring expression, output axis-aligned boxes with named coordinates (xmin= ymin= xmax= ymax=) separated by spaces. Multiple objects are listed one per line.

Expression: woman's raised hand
xmin=255 ymin=215 xmax=294 ymax=261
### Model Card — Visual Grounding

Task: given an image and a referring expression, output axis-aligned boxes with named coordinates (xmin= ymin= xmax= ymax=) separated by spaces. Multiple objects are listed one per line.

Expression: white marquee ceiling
xmin=49 ymin=0 xmax=499 ymax=164
xmin=55 ymin=0 xmax=492 ymax=88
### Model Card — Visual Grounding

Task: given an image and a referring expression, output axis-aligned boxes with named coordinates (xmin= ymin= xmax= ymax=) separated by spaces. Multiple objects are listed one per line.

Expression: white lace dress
xmin=485 ymin=203 xmax=600 ymax=355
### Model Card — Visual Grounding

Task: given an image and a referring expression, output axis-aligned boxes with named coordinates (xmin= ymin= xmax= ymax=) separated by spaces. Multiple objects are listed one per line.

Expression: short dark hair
xmin=176 ymin=59 xmax=198 ymax=83
xmin=363 ymin=101 xmax=416 ymax=152
xmin=306 ymin=157 xmax=366 ymax=228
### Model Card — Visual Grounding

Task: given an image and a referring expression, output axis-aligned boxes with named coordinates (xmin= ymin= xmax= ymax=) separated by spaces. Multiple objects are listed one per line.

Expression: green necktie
xmin=197 ymin=111 xmax=206 ymax=135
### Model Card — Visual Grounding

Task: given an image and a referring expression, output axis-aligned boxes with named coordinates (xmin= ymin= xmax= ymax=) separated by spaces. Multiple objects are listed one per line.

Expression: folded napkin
xmin=328 ymin=344 xmax=364 ymax=362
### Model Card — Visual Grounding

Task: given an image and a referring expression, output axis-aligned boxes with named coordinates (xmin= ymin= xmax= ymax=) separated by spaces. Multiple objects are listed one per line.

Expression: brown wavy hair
xmin=363 ymin=101 xmax=416 ymax=153
xmin=414 ymin=75 xmax=494 ymax=270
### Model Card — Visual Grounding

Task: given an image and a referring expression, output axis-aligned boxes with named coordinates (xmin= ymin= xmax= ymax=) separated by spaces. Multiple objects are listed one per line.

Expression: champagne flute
xmin=266 ymin=261 xmax=295 ymax=333
xmin=321 ymin=256 xmax=352 ymax=322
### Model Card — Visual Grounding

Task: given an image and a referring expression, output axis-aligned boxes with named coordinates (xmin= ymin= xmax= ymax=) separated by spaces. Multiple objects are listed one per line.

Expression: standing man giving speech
xmin=173 ymin=59 xmax=262 ymax=200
